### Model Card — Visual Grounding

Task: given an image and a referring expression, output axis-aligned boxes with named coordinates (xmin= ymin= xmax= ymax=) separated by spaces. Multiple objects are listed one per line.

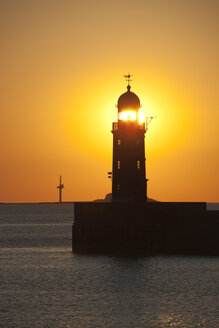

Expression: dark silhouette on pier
xmin=57 ymin=175 xmax=64 ymax=203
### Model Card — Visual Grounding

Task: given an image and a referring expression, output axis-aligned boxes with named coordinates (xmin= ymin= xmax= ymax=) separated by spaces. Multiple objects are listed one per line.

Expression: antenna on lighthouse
xmin=57 ymin=175 xmax=64 ymax=203
xmin=146 ymin=116 xmax=156 ymax=132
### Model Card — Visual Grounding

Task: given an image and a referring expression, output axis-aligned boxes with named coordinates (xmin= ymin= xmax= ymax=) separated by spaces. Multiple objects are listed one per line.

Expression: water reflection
xmin=0 ymin=204 xmax=218 ymax=328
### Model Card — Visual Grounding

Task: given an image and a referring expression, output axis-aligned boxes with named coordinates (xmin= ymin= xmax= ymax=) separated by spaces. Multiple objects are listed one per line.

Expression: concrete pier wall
xmin=72 ymin=202 xmax=219 ymax=256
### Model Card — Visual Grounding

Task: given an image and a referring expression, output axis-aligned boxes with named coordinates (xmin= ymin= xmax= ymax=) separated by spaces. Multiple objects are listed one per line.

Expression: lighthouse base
xmin=72 ymin=202 xmax=219 ymax=256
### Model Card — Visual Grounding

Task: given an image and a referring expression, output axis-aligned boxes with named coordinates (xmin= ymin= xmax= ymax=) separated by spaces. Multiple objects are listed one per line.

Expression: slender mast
xmin=57 ymin=175 xmax=64 ymax=203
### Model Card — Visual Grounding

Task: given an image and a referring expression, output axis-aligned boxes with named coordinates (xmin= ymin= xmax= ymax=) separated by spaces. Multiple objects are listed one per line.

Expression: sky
xmin=0 ymin=0 xmax=219 ymax=203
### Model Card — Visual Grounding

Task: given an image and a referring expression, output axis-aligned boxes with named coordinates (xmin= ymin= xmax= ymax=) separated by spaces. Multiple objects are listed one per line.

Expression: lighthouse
xmin=73 ymin=76 xmax=218 ymax=256
xmin=111 ymin=76 xmax=147 ymax=202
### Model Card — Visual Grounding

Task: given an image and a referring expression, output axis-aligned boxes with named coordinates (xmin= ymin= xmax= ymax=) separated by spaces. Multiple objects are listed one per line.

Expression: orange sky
xmin=0 ymin=0 xmax=219 ymax=202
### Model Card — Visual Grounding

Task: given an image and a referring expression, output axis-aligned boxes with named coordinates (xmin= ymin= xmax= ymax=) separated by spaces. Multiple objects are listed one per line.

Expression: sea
xmin=0 ymin=203 xmax=218 ymax=328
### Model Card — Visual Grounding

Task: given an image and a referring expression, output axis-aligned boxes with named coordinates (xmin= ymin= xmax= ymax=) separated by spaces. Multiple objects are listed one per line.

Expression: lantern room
xmin=117 ymin=85 xmax=144 ymax=123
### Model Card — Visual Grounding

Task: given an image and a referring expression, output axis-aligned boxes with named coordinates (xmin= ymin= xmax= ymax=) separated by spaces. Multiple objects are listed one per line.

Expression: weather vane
xmin=123 ymin=73 xmax=133 ymax=86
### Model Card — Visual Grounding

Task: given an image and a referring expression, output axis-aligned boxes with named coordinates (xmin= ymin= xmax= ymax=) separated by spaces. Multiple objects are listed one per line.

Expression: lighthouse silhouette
xmin=72 ymin=76 xmax=218 ymax=256
xmin=111 ymin=75 xmax=147 ymax=202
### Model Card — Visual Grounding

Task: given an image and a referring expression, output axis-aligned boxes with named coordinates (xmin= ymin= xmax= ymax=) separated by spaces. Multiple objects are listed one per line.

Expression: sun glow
xmin=138 ymin=108 xmax=144 ymax=124
xmin=119 ymin=110 xmax=136 ymax=121
xmin=118 ymin=109 xmax=145 ymax=124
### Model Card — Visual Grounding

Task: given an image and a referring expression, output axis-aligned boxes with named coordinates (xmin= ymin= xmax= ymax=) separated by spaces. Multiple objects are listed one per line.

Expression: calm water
xmin=0 ymin=204 xmax=218 ymax=328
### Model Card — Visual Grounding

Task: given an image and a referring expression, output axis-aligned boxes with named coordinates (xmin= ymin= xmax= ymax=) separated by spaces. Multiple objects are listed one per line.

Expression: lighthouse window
xmin=118 ymin=139 xmax=121 ymax=145
xmin=137 ymin=140 xmax=140 ymax=145
xmin=117 ymin=184 xmax=120 ymax=191
xmin=137 ymin=160 xmax=140 ymax=169
xmin=117 ymin=161 xmax=120 ymax=169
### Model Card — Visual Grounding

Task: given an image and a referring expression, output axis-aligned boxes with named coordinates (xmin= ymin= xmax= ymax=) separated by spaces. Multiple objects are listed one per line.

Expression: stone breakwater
xmin=72 ymin=202 xmax=219 ymax=256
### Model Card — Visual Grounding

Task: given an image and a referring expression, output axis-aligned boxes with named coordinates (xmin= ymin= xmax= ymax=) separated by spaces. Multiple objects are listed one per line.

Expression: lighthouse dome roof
xmin=117 ymin=85 xmax=140 ymax=111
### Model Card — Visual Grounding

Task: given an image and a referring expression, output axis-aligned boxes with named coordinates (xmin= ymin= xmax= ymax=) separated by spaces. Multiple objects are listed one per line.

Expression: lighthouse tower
xmin=111 ymin=77 xmax=147 ymax=202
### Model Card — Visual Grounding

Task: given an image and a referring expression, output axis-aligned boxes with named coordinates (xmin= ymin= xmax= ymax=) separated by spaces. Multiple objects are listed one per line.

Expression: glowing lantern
xmin=119 ymin=110 xmax=137 ymax=121
xmin=117 ymin=85 xmax=144 ymax=124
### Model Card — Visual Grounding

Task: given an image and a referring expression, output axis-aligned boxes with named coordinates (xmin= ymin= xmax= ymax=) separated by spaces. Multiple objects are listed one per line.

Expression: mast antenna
xmin=57 ymin=175 xmax=64 ymax=203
